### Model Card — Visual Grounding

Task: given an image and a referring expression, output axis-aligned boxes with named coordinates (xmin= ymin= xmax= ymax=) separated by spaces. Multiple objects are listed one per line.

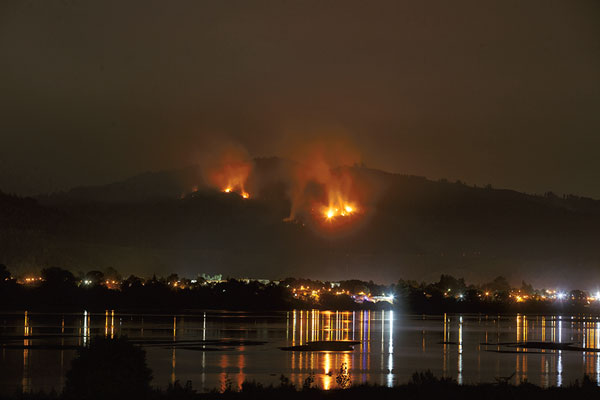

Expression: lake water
xmin=1 ymin=310 xmax=600 ymax=394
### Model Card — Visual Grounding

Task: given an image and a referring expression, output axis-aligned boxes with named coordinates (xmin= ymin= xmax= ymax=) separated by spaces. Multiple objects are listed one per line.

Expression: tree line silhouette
xmin=1 ymin=264 xmax=597 ymax=314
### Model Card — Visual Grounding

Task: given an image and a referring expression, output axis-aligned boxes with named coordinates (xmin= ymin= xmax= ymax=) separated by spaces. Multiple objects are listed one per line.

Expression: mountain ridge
xmin=1 ymin=158 xmax=599 ymax=288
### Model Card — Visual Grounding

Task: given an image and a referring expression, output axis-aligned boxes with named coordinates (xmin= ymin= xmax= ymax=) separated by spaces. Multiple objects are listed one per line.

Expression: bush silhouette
xmin=336 ymin=362 xmax=351 ymax=389
xmin=64 ymin=336 xmax=152 ymax=400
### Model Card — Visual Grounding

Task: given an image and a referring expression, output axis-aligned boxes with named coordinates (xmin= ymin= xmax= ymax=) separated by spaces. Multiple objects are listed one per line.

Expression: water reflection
xmin=557 ymin=317 xmax=563 ymax=387
xmin=219 ymin=354 xmax=229 ymax=391
xmin=5 ymin=311 xmax=600 ymax=394
xmin=287 ymin=309 xmax=390 ymax=388
xmin=60 ymin=316 xmax=65 ymax=388
xmin=387 ymin=311 xmax=394 ymax=387
xmin=322 ymin=352 xmax=331 ymax=389
xmin=83 ymin=311 xmax=89 ymax=346
xmin=597 ymin=322 xmax=600 ymax=385
xmin=237 ymin=350 xmax=246 ymax=389
xmin=443 ymin=313 xmax=448 ymax=378
xmin=22 ymin=311 xmax=30 ymax=393
xmin=458 ymin=315 xmax=463 ymax=385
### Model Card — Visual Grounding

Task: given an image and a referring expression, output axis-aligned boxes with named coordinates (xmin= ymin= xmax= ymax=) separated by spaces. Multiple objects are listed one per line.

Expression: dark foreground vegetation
xmin=3 ymin=337 xmax=600 ymax=400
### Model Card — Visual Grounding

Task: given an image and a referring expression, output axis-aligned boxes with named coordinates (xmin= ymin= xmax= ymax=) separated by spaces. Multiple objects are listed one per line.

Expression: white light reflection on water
xmin=458 ymin=315 xmax=463 ymax=385
xmin=597 ymin=322 xmax=600 ymax=385
xmin=83 ymin=311 xmax=88 ymax=346
xmin=557 ymin=317 xmax=563 ymax=387
xmin=387 ymin=311 xmax=394 ymax=388
xmin=6 ymin=311 xmax=600 ymax=394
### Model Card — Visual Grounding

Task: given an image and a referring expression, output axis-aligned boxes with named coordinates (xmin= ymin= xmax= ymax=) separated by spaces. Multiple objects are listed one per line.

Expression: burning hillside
xmin=219 ymin=162 xmax=251 ymax=199
xmin=189 ymin=139 xmax=369 ymax=230
xmin=203 ymin=145 xmax=253 ymax=199
xmin=285 ymin=140 xmax=364 ymax=228
xmin=317 ymin=170 xmax=361 ymax=224
xmin=323 ymin=204 xmax=357 ymax=220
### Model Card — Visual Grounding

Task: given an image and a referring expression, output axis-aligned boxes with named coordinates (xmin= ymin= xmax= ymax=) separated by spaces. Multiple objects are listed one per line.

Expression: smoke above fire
xmin=202 ymin=143 xmax=253 ymax=199
xmin=193 ymin=137 xmax=374 ymax=232
xmin=285 ymin=139 xmax=363 ymax=225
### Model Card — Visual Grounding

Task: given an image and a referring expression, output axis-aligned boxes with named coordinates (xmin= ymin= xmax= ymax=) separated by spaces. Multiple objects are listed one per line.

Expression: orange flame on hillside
xmin=318 ymin=171 xmax=360 ymax=223
xmin=204 ymin=145 xmax=252 ymax=199
xmin=216 ymin=162 xmax=251 ymax=198
xmin=323 ymin=203 xmax=357 ymax=220
xmin=286 ymin=139 xmax=363 ymax=226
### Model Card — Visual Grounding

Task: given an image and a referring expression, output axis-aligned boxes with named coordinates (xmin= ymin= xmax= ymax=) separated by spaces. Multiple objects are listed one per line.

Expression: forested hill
xmin=2 ymin=160 xmax=600 ymax=287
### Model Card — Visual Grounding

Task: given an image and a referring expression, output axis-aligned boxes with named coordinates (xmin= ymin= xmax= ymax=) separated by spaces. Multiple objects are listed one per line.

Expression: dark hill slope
xmin=2 ymin=162 xmax=599 ymax=287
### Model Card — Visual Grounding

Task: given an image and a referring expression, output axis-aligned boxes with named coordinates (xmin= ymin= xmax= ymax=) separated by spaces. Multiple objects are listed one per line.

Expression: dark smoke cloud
xmin=1 ymin=0 xmax=599 ymax=197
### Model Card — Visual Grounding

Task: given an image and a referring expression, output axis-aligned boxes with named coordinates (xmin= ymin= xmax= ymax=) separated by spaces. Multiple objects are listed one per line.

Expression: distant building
xmin=201 ymin=273 xmax=224 ymax=283
xmin=239 ymin=278 xmax=279 ymax=285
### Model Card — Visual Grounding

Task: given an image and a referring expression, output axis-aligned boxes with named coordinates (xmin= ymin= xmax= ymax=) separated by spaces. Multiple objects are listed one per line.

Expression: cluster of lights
xmin=293 ymin=286 xmax=351 ymax=299
xmin=440 ymin=288 xmax=600 ymax=303
xmin=443 ymin=289 xmax=465 ymax=300
xmin=293 ymin=285 xmax=325 ymax=300
xmin=14 ymin=273 xmax=600 ymax=307
xmin=291 ymin=285 xmax=394 ymax=304
xmin=23 ymin=277 xmax=42 ymax=283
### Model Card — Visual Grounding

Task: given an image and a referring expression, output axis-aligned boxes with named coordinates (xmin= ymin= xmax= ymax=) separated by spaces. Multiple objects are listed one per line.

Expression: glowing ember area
xmin=211 ymin=162 xmax=251 ymax=199
xmin=203 ymin=144 xmax=253 ymax=200
xmin=314 ymin=183 xmax=362 ymax=226
xmin=323 ymin=203 xmax=357 ymax=220
xmin=317 ymin=175 xmax=361 ymax=224
xmin=217 ymin=162 xmax=250 ymax=198
xmin=285 ymin=139 xmax=365 ymax=228
xmin=222 ymin=186 xmax=250 ymax=199
xmin=288 ymin=167 xmax=364 ymax=227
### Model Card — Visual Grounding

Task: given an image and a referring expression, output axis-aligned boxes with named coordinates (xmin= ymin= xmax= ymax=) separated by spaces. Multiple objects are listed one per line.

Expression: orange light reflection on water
xmin=13 ymin=310 xmax=600 ymax=391
xmin=286 ymin=309 xmax=384 ymax=389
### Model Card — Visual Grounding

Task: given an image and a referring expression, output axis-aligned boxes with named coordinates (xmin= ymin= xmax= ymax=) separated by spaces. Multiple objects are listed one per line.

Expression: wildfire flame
xmin=323 ymin=202 xmax=357 ymax=220
xmin=284 ymin=139 xmax=364 ymax=228
xmin=315 ymin=167 xmax=361 ymax=225
xmin=218 ymin=161 xmax=251 ymax=198
xmin=222 ymin=185 xmax=250 ymax=199
xmin=205 ymin=150 xmax=252 ymax=199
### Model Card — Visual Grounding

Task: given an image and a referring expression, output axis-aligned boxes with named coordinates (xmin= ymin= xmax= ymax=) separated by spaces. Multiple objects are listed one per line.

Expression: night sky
xmin=1 ymin=0 xmax=599 ymax=197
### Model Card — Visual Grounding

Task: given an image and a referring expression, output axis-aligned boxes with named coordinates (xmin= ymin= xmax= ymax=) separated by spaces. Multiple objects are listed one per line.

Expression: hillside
xmin=2 ymin=160 xmax=600 ymax=288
